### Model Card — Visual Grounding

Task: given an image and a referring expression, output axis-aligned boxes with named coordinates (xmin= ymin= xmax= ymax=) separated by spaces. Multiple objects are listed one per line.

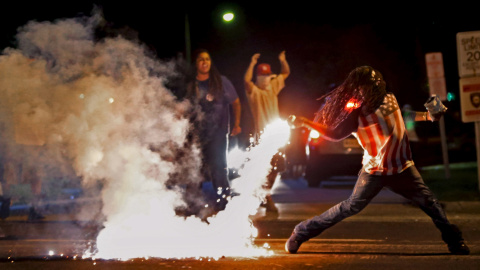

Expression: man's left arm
xmin=272 ymin=50 xmax=290 ymax=95
xmin=404 ymin=108 xmax=434 ymax=122
xmin=414 ymin=111 xmax=432 ymax=122
xmin=230 ymin=98 xmax=242 ymax=136
xmin=404 ymin=95 xmax=447 ymax=122
xmin=278 ymin=50 xmax=290 ymax=79
xmin=222 ymin=76 xmax=242 ymax=136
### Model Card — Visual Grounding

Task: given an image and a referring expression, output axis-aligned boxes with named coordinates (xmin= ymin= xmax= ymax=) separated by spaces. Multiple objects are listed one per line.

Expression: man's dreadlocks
xmin=315 ymin=66 xmax=387 ymax=128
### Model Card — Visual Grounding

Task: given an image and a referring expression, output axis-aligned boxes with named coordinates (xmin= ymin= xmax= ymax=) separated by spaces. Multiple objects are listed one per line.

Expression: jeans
xmin=293 ymin=166 xmax=462 ymax=244
xmin=202 ymin=131 xmax=230 ymax=191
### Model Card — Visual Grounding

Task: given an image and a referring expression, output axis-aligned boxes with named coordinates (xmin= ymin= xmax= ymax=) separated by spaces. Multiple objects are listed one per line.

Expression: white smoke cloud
xmin=0 ymin=10 xmax=291 ymax=260
xmin=0 ymin=10 xmax=200 ymax=229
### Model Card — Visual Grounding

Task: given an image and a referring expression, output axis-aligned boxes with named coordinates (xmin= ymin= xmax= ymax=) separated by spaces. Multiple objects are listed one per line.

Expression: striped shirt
xmin=353 ymin=93 xmax=414 ymax=175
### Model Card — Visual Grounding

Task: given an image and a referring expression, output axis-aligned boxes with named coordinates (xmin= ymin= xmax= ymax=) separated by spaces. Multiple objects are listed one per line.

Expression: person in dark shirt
xmin=186 ymin=49 xmax=241 ymax=213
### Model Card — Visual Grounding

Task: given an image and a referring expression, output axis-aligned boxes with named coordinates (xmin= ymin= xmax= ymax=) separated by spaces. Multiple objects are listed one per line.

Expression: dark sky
xmin=1 ymin=2 xmax=479 ymax=136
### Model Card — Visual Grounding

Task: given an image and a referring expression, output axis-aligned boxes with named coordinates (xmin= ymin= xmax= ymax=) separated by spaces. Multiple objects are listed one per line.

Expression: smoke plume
xmin=0 ymin=10 xmax=291 ymax=260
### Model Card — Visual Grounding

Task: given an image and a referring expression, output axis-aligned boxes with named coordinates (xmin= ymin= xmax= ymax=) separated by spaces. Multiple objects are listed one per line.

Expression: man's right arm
xmin=244 ymin=53 xmax=260 ymax=95
xmin=289 ymin=109 xmax=359 ymax=142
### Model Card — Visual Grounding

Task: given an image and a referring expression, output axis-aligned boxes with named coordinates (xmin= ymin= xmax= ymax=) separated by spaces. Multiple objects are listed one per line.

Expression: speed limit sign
xmin=457 ymin=31 xmax=480 ymax=77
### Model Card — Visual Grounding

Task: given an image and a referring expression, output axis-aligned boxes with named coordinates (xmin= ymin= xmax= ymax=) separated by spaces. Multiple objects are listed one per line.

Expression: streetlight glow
xmin=223 ymin=12 xmax=234 ymax=22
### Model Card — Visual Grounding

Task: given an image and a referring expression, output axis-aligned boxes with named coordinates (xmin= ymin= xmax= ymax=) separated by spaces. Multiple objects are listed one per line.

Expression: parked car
xmin=283 ymin=127 xmax=309 ymax=179
xmin=304 ymin=130 xmax=363 ymax=187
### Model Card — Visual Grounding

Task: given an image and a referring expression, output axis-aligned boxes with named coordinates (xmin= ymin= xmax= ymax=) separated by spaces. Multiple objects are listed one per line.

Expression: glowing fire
xmin=91 ymin=119 xmax=291 ymax=260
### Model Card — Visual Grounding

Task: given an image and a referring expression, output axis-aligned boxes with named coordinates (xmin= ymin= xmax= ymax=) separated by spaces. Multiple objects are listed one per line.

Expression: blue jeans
xmin=293 ymin=166 xmax=461 ymax=244
xmin=202 ymin=131 xmax=230 ymax=191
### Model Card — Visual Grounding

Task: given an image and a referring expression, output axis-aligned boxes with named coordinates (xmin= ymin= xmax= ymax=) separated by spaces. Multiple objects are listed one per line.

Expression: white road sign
xmin=457 ymin=31 xmax=480 ymax=77
xmin=459 ymin=76 xmax=480 ymax=122
xmin=428 ymin=77 xmax=447 ymax=100
xmin=425 ymin=52 xmax=445 ymax=78
xmin=425 ymin=52 xmax=447 ymax=100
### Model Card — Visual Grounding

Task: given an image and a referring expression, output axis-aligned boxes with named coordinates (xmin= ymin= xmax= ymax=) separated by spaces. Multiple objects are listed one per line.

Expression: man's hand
xmin=287 ymin=115 xmax=305 ymax=128
xmin=429 ymin=110 xmax=446 ymax=121
xmin=278 ymin=50 xmax=286 ymax=62
xmin=424 ymin=95 xmax=447 ymax=121
xmin=230 ymin=125 xmax=242 ymax=136
xmin=251 ymin=53 xmax=260 ymax=65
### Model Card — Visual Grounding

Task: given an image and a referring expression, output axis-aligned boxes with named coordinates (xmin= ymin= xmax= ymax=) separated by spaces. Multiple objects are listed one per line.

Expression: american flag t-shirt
xmin=354 ymin=93 xmax=414 ymax=175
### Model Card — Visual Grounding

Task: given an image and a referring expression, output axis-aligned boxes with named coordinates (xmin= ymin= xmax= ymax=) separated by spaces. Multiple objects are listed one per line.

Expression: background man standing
xmin=244 ymin=50 xmax=290 ymax=214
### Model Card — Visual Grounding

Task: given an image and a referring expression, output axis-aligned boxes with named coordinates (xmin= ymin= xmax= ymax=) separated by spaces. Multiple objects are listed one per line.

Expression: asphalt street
xmin=0 ymin=177 xmax=479 ymax=269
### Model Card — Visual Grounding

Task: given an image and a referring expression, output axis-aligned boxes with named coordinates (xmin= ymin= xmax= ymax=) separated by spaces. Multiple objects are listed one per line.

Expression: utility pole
xmin=185 ymin=14 xmax=191 ymax=63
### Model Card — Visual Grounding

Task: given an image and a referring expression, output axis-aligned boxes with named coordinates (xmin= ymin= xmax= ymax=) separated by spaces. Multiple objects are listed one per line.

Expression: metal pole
xmin=439 ymin=116 xmax=450 ymax=179
xmin=475 ymin=121 xmax=480 ymax=193
xmin=185 ymin=14 xmax=191 ymax=63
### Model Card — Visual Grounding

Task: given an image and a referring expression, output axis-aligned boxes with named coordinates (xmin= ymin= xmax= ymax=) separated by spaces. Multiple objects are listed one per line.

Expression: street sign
xmin=456 ymin=31 xmax=480 ymax=77
xmin=426 ymin=52 xmax=445 ymax=78
xmin=457 ymin=31 xmax=480 ymax=192
xmin=427 ymin=77 xmax=447 ymax=101
xmin=425 ymin=52 xmax=447 ymax=100
xmin=459 ymin=76 xmax=480 ymax=122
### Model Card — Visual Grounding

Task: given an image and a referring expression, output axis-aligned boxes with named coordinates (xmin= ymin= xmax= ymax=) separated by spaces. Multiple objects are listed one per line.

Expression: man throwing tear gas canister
xmin=286 ymin=66 xmax=469 ymax=255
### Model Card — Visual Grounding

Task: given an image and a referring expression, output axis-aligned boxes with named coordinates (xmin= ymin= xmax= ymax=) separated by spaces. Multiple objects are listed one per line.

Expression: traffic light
xmin=447 ymin=92 xmax=456 ymax=102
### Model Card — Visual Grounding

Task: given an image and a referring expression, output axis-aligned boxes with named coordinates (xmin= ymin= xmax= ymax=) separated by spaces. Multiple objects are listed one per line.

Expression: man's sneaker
xmin=261 ymin=194 xmax=278 ymax=213
xmin=285 ymin=233 xmax=303 ymax=254
xmin=448 ymin=241 xmax=470 ymax=255
xmin=265 ymin=200 xmax=279 ymax=214
xmin=442 ymin=224 xmax=470 ymax=255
